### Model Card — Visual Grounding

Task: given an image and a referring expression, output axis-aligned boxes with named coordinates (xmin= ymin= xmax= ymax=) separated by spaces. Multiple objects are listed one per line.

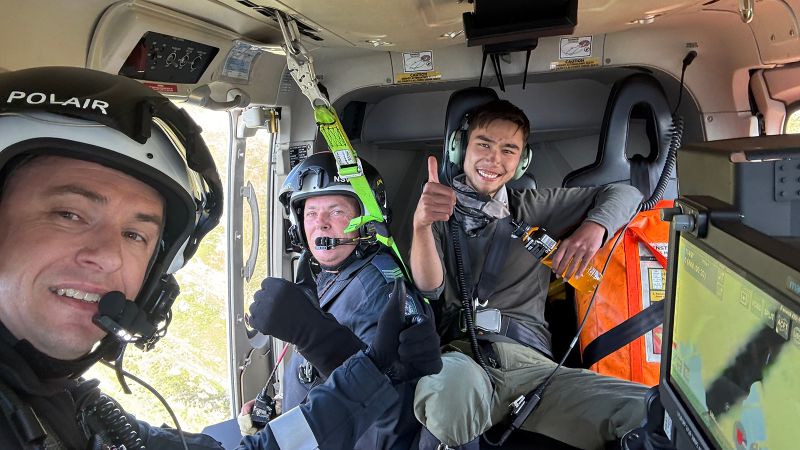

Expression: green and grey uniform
xmin=414 ymin=184 xmax=648 ymax=450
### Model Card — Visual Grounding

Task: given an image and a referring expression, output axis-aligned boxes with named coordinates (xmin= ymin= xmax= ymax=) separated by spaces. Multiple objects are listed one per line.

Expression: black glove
xmin=366 ymin=280 xmax=443 ymax=384
xmin=248 ymin=277 xmax=364 ymax=377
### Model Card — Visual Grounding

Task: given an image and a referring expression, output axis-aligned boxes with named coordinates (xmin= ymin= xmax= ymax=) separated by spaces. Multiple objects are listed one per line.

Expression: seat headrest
xmin=563 ymin=73 xmax=677 ymax=200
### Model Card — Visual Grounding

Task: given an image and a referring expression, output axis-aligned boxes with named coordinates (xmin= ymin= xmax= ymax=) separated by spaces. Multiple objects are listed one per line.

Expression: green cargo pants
xmin=413 ymin=341 xmax=648 ymax=449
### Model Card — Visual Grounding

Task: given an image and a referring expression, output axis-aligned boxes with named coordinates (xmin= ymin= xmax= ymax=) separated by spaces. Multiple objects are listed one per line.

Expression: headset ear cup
xmin=447 ymin=129 xmax=465 ymax=170
xmin=513 ymin=144 xmax=533 ymax=180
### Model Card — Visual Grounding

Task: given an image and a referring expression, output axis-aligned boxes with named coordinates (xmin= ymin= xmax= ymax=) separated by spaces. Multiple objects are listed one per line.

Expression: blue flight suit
xmin=282 ymin=249 xmax=419 ymax=450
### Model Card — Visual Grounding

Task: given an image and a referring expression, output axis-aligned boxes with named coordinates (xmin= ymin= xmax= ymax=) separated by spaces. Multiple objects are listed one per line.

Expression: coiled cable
xmin=640 ymin=114 xmax=683 ymax=211
xmin=449 ymin=219 xmax=491 ymax=377
xmin=85 ymin=393 xmax=145 ymax=450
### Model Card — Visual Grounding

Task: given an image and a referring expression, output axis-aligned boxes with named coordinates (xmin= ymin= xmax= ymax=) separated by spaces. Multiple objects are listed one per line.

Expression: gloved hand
xmin=237 ymin=399 xmax=258 ymax=436
xmin=367 ymin=280 xmax=443 ymax=384
xmin=248 ymin=277 xmax=365 ymax=377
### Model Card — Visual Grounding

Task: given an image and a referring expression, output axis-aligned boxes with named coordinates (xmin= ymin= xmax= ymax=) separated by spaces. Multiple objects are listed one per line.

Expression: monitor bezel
xmin=659 ymin=198 xmax=800 ymax=449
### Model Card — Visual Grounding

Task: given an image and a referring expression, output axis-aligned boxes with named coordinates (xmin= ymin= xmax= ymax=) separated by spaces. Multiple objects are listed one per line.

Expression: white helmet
xmin=0 ymin=66 xmax=223 ymax=350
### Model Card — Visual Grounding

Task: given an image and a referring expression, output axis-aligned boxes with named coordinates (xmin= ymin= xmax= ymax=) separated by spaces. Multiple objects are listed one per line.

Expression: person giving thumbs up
xmin=411 ymin=156 xmax=456 ymax=292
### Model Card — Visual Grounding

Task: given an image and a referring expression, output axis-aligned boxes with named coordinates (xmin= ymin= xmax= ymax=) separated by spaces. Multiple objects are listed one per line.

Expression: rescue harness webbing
xmin=276 ymin=12 xmax=410 ymax=278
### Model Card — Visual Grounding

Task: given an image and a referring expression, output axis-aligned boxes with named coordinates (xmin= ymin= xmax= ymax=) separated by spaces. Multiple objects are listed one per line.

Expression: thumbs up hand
xmin=413 ymin=156 xmax=457 ymax=230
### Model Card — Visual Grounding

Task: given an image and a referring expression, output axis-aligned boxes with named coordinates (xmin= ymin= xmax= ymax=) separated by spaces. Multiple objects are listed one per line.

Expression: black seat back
xmin=563 ymin=73 xmax=676 ymax=200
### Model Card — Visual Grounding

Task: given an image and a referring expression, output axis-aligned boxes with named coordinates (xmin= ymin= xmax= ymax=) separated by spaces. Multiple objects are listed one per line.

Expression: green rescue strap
xmin=275 ymin=11 xmax=411 ymax=279
xmin=314 ymin=106 xmax=411 ymax=278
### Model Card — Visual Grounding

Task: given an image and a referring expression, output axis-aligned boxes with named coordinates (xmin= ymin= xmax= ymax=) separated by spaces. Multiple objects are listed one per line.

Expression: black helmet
xmin=0 ymin=66 xmax=223 ymax=349
xmin=279 ymin=152 xmax=388 ymax=250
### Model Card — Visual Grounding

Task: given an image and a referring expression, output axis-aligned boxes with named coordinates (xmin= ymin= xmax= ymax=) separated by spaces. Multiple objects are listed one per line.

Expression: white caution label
xmin=559 ymin=36 xmax=593 ymax=59
xmin=402 ymin=51 xmax=434 ymax=73
xmin=222 ymin=41 xmax=261 ymax=82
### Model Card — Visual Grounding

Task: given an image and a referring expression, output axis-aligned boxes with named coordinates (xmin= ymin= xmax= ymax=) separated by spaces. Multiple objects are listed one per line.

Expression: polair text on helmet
xmin=5 ymin=90 xmax=109 ymax=115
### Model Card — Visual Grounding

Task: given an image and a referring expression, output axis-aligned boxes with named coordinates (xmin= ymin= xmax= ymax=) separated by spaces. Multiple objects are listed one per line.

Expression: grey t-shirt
xmin=422 ymin=184 xmax=642 ymax=355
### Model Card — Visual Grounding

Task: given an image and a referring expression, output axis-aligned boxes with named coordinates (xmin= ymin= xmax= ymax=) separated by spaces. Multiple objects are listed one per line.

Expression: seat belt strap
xmin=581 ymin=228 xmax=668 ymax=368
xmin=473 ymin=219 xmax=513 ymax=303
xmin=581 ymin=300 xmax=665 ymax=369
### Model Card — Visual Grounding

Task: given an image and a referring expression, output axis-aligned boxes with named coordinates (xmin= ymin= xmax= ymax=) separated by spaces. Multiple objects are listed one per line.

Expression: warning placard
xmin=402 ymin=51 xmax=434 ymax=73
xmin=143 ymin=82 xmax=178 ymax=93
xmin=549 ymin=57 xmax=601 ymax=71
xmin=559 ymin=36 xmax=593 ymax=59
xmin=395 ymin=71 xmax=442 ymax=84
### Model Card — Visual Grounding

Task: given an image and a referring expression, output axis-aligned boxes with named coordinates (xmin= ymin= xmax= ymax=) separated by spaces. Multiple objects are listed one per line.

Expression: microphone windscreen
xmin=98 ymin=291 xmax=127 ymax=318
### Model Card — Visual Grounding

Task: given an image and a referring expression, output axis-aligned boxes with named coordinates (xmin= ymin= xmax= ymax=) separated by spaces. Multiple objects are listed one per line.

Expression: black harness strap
xmin=500 ymin=316 xmax=554 ymax=360
xmin=449 ymin=217 xmax=515 ymax=376
xmin=454 ymin=218 xmax=513 ymax=305
xmin=450 ymin=219 xmax=490 ymax=373
xmin=0 ymin=378 xmax=65 ymax=450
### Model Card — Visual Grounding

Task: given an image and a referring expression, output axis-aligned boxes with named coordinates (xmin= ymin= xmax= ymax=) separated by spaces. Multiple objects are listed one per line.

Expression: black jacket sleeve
xmin=236 ymin=351 xmax=398 ymax=450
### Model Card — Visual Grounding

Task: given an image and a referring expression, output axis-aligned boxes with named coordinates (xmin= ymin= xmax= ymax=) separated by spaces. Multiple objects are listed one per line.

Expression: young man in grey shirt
xmin=410 ymin=99 xmax=648 ymax=450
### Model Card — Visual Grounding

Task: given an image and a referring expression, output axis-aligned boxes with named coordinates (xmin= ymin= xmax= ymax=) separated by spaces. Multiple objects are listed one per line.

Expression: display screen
xmin=669 ymin=236 xmax=799 ymax=450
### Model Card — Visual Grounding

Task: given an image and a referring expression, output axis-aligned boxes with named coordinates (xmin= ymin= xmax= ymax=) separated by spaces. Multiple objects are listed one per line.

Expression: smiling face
xmin=462 ymin=119 xmax=526 ymax=197
xmin=303 ymin=194 xmax=361 ymax=268
xmin=0 ymin=156 xmax=164 ymax=360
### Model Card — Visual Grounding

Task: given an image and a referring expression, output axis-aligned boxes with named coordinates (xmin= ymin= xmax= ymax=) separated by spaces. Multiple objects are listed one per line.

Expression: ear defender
xmin=513 ymin=145 xmax=533 ymax=180
xmin=447 ymin=118 xmax=470 ymax=171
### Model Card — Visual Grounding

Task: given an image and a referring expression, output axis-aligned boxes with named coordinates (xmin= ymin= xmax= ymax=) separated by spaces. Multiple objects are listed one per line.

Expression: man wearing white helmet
xmin=0 ymin=66 xmax=441 ymax=450
xmin=0 ymin=66 xmax=226 ymax=450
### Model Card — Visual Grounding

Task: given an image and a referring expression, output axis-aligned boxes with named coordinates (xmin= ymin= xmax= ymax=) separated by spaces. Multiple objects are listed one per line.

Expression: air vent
xmin=236 ymin=1 xmax=323 ymax=41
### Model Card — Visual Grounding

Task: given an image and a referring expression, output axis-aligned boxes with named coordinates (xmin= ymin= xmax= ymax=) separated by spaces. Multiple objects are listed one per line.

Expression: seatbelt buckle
xmin=298 ymin=361 xmax=316 ymax=384
xmin=509 ymin=395 xmax=526 ymax=415
xmin=475 ymin=308 xmax=502 ymax=333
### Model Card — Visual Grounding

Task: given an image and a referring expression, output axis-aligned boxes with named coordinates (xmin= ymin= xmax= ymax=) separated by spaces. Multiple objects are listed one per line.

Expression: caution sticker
xmin=549 ymin=57 xmax=601 ymax=71
xmin=143 ymin=82 xmax=178 ymax=93
xmin=395 ymin=71 xmax=442 ymax=84
xmin=222 ymin=40 xmax=261 ymax=82
xmin=559 ymin=36 xmax=593 ymax=59
xmin=402 ymin=51 xmax=434 ymax=73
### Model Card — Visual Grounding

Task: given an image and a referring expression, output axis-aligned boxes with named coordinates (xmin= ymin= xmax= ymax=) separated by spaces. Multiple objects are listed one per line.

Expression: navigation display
xmin=669 ymin=236 xmax=798 ymax=450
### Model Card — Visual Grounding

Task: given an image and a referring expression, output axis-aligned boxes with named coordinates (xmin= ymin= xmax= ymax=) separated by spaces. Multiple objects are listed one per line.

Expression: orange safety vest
xmin=575 ymin=200 xmax=672 ymax=386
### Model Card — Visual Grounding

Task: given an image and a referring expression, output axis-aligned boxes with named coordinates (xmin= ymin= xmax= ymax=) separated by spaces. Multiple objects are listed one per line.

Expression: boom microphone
xmin=314 ymin=236 xmax=360 ymax=250
xmin=93 ymin=291 xmax=156 ymax=342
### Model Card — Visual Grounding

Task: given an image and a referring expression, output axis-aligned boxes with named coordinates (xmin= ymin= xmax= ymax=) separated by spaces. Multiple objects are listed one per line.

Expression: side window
xmin=84 ymin=103 xmax=231 ymax=432
xmin=785 ymin=106 xmax=800 ymax=134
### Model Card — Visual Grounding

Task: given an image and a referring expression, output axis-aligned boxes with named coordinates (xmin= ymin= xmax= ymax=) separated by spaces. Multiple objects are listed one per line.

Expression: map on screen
xmin=670 ymin=236 xmax=799 ymax=450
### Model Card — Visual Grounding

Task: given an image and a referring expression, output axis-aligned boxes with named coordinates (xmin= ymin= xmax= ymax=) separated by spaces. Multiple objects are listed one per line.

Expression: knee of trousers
xmin=413 ymin=352 xmax=493 ymax=446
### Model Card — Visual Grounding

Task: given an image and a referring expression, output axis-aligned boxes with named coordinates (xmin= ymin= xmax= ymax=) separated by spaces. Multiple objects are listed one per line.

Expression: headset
xmin=446 ymin=115 xmax=533 ymax=181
